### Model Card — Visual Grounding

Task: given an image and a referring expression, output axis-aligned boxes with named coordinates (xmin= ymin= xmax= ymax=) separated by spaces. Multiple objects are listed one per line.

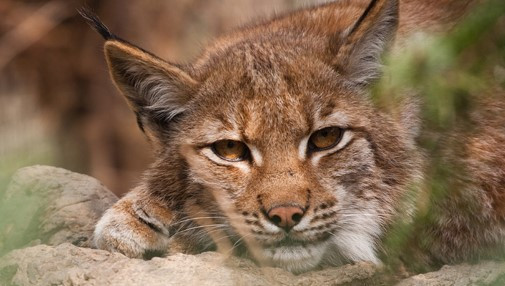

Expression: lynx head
xmin=83 ymin=0 xmax=422 ymax=272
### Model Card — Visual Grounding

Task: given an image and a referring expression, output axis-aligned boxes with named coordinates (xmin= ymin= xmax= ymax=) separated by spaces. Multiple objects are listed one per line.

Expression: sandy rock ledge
xmin=1 ymin=165 xmax=504 ymax=285
xmin=0 ymin=243 xmax=378 ymax=286
xmin=397 ymin=261 xmax=505 ymax=286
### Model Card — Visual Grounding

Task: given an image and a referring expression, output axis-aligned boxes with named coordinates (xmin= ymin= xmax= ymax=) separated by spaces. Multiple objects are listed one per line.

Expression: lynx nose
xmin=267 ymin=206 xmax=305 ymax=232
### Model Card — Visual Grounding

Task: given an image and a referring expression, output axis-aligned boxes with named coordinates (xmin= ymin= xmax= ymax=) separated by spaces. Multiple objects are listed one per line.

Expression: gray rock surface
xmin=0 ymin=165 xmax=118 ymax=253
xmin=0 ymin=165 xmax=504 ymax=286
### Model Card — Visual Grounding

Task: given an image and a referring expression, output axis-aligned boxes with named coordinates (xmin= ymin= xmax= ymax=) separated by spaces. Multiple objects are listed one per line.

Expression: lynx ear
xmin=104 ymin=41 xmax=198 ymax=134
xmin=80 ymin=8 xmax=197 ymax=139
xmin=333 ymin=0 xmax=399 ymax=86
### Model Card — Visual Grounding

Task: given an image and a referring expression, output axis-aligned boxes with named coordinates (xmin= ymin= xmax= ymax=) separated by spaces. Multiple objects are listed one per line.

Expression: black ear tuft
xmin=348 ymin=0 xmax=379 ymax=36
xmin=78 ymin=7 xmax=116 ymax=40
xmin=331 ymin=0 xmax=399 ymax=86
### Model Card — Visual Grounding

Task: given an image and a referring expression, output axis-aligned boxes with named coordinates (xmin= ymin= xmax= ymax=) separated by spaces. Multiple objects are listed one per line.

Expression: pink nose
xmin=267 ymin=206 xmax=305 ymax=231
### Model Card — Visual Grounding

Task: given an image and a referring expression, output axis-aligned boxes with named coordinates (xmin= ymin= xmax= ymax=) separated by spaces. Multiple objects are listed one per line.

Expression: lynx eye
xmin=211 ymin=140 xmax=249 ymax=161
xmin=309 ymin=127 xmax=343 ymax=151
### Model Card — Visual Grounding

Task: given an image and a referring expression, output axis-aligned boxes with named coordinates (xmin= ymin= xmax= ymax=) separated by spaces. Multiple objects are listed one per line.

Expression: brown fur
xmin=85 ymin=0 xmax=503 ymax=273
xmin=425 ymin=94 xmax=505 ymax=264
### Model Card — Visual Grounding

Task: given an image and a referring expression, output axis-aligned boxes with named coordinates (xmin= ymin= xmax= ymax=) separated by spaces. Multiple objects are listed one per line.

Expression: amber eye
xmin=309 ymin=127 xmax=343 ymax=151
xmin=211 ymin=140 xmax=249 ymax=161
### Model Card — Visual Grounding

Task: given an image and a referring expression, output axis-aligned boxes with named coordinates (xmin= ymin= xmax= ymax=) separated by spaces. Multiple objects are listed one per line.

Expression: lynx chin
xmin=81 ymin=0 xmax=505 ymax=274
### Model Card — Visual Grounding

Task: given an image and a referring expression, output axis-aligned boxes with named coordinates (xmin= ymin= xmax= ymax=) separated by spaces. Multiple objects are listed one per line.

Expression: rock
xmin=0 ymin=243 xmax=378 ymax=286
xmin=0 ymin=165 xmax=118 ymax=254
xmin=396 ymin=261 xmax=505 ymax=286
xmin=1 ymin=165 xmax=504 ymax=286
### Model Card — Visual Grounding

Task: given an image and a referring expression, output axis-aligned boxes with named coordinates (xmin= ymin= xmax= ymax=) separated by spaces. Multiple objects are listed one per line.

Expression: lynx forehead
xmin=185 ymin=49 xmax=364 ymax=151
xmin=84 ymin=0 xmax=504 ymax=275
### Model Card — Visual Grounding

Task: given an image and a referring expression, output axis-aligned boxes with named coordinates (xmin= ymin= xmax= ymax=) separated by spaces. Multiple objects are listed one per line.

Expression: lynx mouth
xmin=265 ymin=235 xmax=330 ymax=248
xmin=259 ymin=237 xmax=330 ymax=273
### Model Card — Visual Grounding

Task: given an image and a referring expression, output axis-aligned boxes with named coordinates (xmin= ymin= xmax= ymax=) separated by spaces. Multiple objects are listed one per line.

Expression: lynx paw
xmin=93 ymin=195 xmax=172 ymax=258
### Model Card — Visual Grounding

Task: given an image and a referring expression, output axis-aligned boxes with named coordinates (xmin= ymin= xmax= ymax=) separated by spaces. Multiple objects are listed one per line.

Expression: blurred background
xmin=0 ymin=0 xmax=329 ymax=196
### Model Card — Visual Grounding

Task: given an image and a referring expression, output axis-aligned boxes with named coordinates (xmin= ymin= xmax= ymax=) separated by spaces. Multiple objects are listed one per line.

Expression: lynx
xmin=81 ymin=0 xmax=505 ymax=273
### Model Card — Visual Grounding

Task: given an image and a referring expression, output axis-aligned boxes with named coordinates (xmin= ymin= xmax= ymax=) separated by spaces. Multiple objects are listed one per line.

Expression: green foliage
xmin=0 ymin=139 xmax=56 ymax=256
xmin=376 ymin=0 xmax=505 ymax=275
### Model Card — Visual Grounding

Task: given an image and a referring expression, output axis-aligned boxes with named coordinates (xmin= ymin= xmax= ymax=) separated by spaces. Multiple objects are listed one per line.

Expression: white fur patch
xmin=298 ymin=135 xmax=310 ymax=161
xmin=261 ymin=219 xmax=283 ymax=234
xmin=249 ymin=145 xmax=263 ymax=166
xmin=330 ymin=205 xmax=382 ymax=264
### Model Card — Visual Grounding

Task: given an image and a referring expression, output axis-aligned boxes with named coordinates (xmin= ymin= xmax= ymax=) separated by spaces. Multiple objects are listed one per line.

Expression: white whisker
xmin=172 ymin=224 xmax=228 ymax=237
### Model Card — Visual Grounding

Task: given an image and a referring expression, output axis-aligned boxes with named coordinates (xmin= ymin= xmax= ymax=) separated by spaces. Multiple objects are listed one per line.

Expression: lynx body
xmin=82 ymin=0 xmax=505 ymax=273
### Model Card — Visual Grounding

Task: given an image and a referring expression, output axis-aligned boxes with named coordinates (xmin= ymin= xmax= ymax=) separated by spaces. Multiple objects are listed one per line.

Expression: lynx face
xmin=179 ymin=54 xmax=417 ymax=271
xmin=84 ymin=0 xmax=423 ymax=272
